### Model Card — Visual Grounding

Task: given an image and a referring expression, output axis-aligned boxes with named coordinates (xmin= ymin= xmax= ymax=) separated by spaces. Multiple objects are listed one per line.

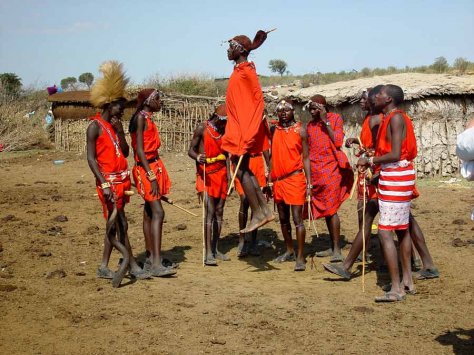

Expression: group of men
xmin=87 ymin=30 xmax=439 ymax=301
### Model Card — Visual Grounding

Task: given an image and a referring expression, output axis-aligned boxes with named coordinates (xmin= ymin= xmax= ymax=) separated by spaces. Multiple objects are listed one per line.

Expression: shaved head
xmin=383 ymin=84 xmax=404 ymax=105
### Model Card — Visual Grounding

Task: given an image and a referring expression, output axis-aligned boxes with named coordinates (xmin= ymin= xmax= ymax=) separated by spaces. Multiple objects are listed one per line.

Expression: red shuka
xmin=235 ymin=154 xmax=266 ymax=196
xmin=130 ymin=112 xmax=171 ymax=201
xmin=90 ymin=113 xmax=130 ymax=218
xmin=196 ymin=122 xmax=228 ymax=200
xmin=271 ymin=122 xmax=306 ymax=206
xmin=221 ymin=61 xmax=268 ymax=156
xmin=375 ymin=109 xmax=417 ymax=161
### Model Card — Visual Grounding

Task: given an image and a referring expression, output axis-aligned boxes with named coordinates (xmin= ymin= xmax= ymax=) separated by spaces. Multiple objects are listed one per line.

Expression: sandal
xmin=150 ymin=266 xmax=177 ymax=277
xmin=96 ymin=267 xmax=114 ymax=279
xmin=330 ymin=254 xmax=344 ymax=263
xmin=129 ymin=268 xmax=152 ymax=280
xmin=375 ymin=292 xmax=406 ymax=303
xmin=294 ymin=260 xmax=306 ymax=271
xmin=204 ymin=256 xmax=218 ymax=266
xmin=323 ymin=263 xmax=351 ymax=280
xmin=315 ymin=249 xmax=333 ymax=257
xmin=382 ymin=284 xmax=416 ymax=295
xmin=214 ymin=251 xmax=231 ymax=261
xmin=414 ymin=268 xmax=440 ymax=280
xmin=273 ymin=252 xmax=295 ymax=263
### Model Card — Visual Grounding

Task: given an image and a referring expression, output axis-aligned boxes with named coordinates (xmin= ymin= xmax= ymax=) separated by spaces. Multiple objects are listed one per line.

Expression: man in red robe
xmin=87 ymin=62 xmax=149 ymax=281
xmin=189 ymin=104 xmax=231 ymax=266
xmin=221 ymin=30 xmax=274 ymax=234
xmin=306 ymin=95 xmax=354 ymax=262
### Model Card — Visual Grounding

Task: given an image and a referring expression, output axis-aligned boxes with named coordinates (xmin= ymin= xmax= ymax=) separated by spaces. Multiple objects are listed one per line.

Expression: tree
xmin=268 ymin=59 xmax=288 ymax=76
xmin=431 ymin=57 xmax=449 ymax=73
xmin=453 ymin=57 xmax=469 ymax=74
xmin=78 ymin=72 xmax=94 ymax=88
xmin=60 ymin=77 xmax=77 ymax=90
xmin=0 ymin=73 xmax=22 ymax=96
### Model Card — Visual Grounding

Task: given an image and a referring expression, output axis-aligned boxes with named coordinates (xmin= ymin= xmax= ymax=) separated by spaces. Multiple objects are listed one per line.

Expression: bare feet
xmin=97 ymin=267 xmax=114 ymax=279
xmin=294 ymin=259 xmax=306 ymax=271
xmin=214 ymin=250 xmax=230 ymax=261
xmin=204 ymin=254 xmax=218 ymax=266
xmin=240 ymin=212 xmax=275 ymax=234
xmin=273 ymin=251 xmax=295 ymax=263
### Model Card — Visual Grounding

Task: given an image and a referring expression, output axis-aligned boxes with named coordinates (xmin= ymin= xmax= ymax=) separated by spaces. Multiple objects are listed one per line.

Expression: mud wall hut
xmin=48 ymin=90 xmax=223 ymax=153
xmin=264 ymin=73 xmax=474 ymax=177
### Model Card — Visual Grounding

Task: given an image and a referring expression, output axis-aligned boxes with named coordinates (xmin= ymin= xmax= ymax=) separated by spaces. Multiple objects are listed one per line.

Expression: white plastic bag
xmin=456 ymin=127 xmax=474 ymax=161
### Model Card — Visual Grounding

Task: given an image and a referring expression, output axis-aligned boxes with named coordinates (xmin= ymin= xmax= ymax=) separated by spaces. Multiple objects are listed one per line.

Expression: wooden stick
xmin=362 ymin=173 xmax=366 ymax=293
xmin=202 ymin=165 xmax=206 ymax=266
xmin=266 ymin=28 xmax=277 ymax=34
xmin=161 ymin=196 xmax=198 ymax=217
xmin=227 ymin=155 xmax=243 ymax=196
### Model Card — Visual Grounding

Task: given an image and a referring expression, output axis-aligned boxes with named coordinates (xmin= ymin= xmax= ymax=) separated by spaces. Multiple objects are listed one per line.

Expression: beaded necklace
xmin=206 ymin=121 xmax=222 ymax=139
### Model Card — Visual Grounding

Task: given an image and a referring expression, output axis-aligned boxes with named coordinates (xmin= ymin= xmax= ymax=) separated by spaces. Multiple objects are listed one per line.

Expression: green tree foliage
xmin=268 ymin=59 xmax=288 ymax=76
xmin=60 ymin=77 xmax=77 ymax=90
xmin=431 ymin=57 xmax=449 ymax=73
xmin=78 ymin=72 xmax=94 ymax=88
xmin=453 ymin=57 xmax=469 ymax=74
xmin=0 ymin=73 xmax=22 ymax=96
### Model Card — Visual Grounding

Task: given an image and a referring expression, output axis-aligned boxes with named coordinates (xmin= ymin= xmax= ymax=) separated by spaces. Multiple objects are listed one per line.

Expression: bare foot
xmin=240 ymin=212 xmax=275 ymax=234
xmin=205 ymin=254 xmax=218 ymax=266
xmin=214 ymin=251 xmax=230 ymax=261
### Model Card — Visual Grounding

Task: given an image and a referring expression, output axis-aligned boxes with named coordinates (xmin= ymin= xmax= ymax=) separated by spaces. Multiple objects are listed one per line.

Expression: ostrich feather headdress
xmin=90 ymin=60 xmax=129 ymax=108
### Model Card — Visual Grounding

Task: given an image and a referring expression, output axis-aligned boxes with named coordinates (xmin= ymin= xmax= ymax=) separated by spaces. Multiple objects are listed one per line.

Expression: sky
xmin=1 ymin=0 xmax=473 ymax=87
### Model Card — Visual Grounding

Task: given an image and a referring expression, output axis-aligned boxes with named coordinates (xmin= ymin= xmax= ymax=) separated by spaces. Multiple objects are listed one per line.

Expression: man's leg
xmin=291 ymin=205 xmax=306 ymax=271
xmin=273 ymin=203 xmax=295 ymax=262
xmin=204 ymin=196 xmax=217 ymax=265
xmin=116 ymin=210 xmax=150 ymax=278
xmin=409 ymin=214 xmax=437 ymax=274
xmin=97 ymin=211 xmax=114 ymax=278
xmin=396 ymin=228 xmax=415 ymax=292
xmin=212 ymin=198 xmax=230 ymax=261
xmin=236 ymin=156 xmax=273 ymax=233
xmin=238 ymin=195 xmax=250 ymax=257
xmin=148 ymin=200 xmax=176 ymax=276
xmin=376 ymin=230 xmax=405 ymax=301
xmin=143 ymin=203 xmax=153 ymax=258
xmin=325 ymin=213 xmax=342 ymax=262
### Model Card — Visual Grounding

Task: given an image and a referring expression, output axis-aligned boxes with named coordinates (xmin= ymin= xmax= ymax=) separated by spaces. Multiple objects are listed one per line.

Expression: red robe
xmin=235 ymin=154 xmax=266 ymax=196
xmin=131 ymin=112 xmax=171 ymax=201
xmin=307 ymin=113 xmax=354 ymax=218
xmin=196 ymin=122 xmax=228 ymax=200
xmin=90 ymin=113 xmax=130 ymax=218
xmin=271 ymin=122 xmax=306 ymax=206
xmin=221 ymin=61 xmax=268 ymax=156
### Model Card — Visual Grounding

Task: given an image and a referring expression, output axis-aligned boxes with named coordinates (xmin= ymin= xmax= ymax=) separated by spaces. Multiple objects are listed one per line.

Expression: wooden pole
xmin=227 ymin=155 xmax=243 ymax=196
xmin=362 ymin=172 xmax=366 ymax=293
xmin=202 ymin=165 xmax=206 ymax=266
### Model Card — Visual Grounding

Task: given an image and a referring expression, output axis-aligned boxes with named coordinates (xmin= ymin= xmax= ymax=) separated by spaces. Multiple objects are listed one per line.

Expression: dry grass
xmin=0 ymin=91 xmax=52 ymax=152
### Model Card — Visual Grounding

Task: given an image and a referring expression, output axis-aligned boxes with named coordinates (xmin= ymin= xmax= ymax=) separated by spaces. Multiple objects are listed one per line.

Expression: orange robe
xmin=221 ymin=61 xmax=268 ymax=156
xmin=235 ymin=154 xmax=266 ymax=196
xmin=90 ymin=113 xmax=131 ymax=218
xmin=271 ymin=122 xmax=306 ymax=205
xmin=131 ymin=112 xmax=171 ymax=201
xmin=196 ymin=122 xmax=228 ymax=200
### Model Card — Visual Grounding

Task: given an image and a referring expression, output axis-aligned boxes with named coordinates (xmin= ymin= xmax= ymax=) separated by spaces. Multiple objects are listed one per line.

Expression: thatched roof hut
xmin=48 ymin=90 xmax=223 ymax=153
xmin=264 ymin=73 xmax=474 ymax=177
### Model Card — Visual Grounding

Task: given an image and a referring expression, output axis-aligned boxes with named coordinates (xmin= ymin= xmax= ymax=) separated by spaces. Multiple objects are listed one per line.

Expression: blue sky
xmin=1 ymin=0 xmax=473 ymax=87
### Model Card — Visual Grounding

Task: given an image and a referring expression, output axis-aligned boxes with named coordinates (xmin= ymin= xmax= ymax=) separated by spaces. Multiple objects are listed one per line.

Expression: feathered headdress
xmin=228 ymin=28 xmax=276 ymax=53
xmin=90 ymin=60 xmax=129 ymax=108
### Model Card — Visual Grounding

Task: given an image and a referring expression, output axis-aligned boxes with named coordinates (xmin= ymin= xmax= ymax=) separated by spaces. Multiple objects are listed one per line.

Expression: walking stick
xmin=161 ymin=196 xmax=198 ymax=217
xmin=362 ymin=172 xmax=367 ymax=292
xmin=227 ymin=155 xmax=243 ymax=196
xmin=202 ymin=165 xmax=206 ymax=266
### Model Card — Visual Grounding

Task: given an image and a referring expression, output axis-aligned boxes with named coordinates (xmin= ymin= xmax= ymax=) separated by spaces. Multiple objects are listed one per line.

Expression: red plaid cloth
xmin=306 ymin=113 xmax=353 ymax=218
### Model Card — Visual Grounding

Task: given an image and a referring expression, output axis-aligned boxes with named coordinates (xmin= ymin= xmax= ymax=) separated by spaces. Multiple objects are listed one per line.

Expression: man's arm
xmin=110 ymin=117 xmax=129 ymax=157
xmin=300 ymin=123 xmax=312 ymax=198
xmin=86 ymin=122 xmax=112 ymax=200
xmin=187 ymin=123 xmax=206 ymax=164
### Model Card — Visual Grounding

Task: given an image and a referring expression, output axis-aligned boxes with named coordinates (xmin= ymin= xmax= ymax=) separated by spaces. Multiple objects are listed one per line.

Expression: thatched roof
xmin=264 ymin=73 xmax=474 ymax=106
xmin=48 ymin=90 xmax=91 ymax=103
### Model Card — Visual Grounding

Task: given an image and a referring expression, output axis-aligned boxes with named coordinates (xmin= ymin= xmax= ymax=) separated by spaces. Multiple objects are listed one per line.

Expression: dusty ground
xmin=0 ymin=150 xmax=473 ymax=355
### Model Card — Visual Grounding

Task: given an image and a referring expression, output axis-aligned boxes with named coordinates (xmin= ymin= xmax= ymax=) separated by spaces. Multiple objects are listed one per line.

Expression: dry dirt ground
xmin=1 ymin=150 xmax=473 ymax=355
